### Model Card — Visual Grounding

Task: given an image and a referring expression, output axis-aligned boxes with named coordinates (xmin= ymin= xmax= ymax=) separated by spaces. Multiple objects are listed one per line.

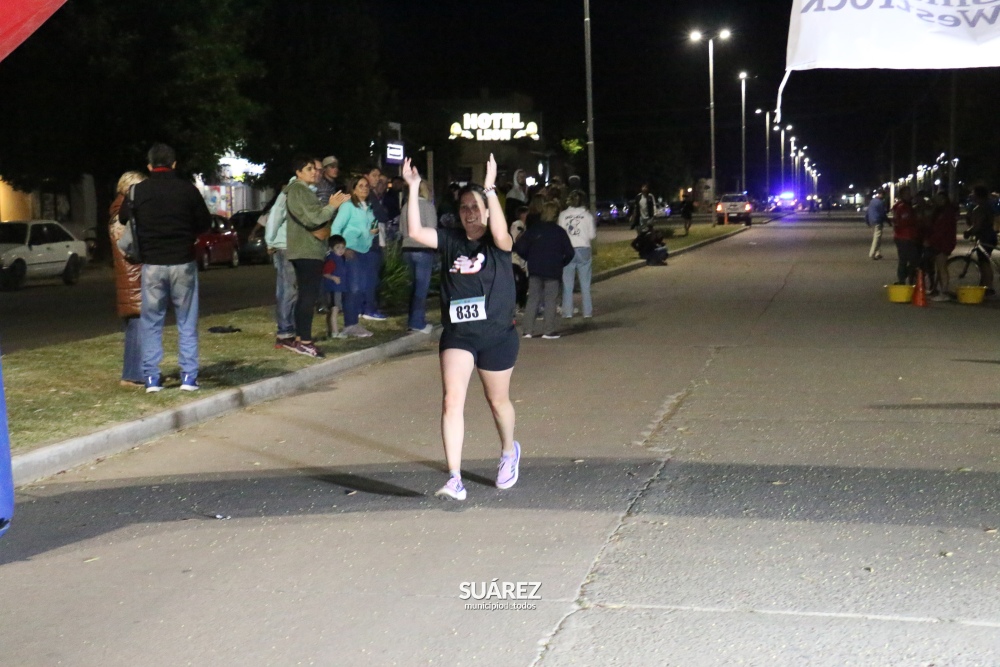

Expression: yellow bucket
xmin=886 ymin=284 xmax=915 ymax=303
xmin=956 ymin=285 xmax=987 ymax=304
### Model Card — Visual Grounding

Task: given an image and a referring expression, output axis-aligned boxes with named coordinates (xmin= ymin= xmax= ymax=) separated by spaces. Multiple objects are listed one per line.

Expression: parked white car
xmin=0 ymin=221 xmax=88 ymax=291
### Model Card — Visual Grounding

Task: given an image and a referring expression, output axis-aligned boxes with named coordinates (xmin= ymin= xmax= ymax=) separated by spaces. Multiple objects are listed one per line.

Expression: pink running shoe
xmin=496 ymin=441 xmax=521 ymax=489
xmin=435 ymin=476 xmax=467 ymax=501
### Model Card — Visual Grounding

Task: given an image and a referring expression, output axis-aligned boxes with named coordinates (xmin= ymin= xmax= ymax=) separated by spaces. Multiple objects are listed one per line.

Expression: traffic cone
xmin=912 ymin=269 xmax=928 ymax=307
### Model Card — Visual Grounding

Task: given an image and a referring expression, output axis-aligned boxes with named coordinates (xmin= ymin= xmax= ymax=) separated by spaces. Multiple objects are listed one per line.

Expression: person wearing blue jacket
xmin=330 ymin=176 xmax=377 ymax=337
xmin=514 ymin=200 xmax=575 ymax=339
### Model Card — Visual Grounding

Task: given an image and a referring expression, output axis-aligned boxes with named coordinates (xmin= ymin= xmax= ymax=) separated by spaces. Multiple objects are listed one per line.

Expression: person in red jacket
xmin=892 ymin=187 xmax=920 ymax=285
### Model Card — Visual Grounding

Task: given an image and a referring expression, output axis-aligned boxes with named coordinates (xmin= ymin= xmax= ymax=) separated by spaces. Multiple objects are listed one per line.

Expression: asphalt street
xmin=2 ymin=212 xmax=999 ymax=666
xmin=0 ymin=261 xmax=277 ymax=354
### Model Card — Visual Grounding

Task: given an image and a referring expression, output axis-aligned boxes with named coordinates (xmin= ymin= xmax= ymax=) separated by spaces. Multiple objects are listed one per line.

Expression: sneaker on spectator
xmin=408 ymin=324 xmax=434 ymax=334
xmin=294 ymin=341 xmax=325 ymax=358
xmin=930 ymin=293 xmax=951 ymax=302
xmin=435 ymin=476 xmax=467 ymax=500
xmin=180 ymin=373 xmax=200 ymax=392
xmin=522 ymin=333 xmax=533 ymax=339
xmin=542 ymin=333 xmax=561 ymax=340
xmin=344 ymin=325 xmax=374 ymax=338
xmin=276 ymin=336 xmax=297 ymax=351
xmin=144 ymin=376 xmax=163 ymax=393
xmin=361 ymin=311 xmax=388 ymax=321
xmin=496 ymin=441 xmax=521 ymax=489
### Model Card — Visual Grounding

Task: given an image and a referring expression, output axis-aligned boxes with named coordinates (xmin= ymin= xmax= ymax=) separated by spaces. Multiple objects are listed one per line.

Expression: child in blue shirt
xmin=323 ymin=235 xmax=349 ymax=338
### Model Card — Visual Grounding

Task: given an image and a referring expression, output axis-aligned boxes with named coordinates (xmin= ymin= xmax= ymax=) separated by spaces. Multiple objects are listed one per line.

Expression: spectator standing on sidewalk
xmin=322 ymin=234 xmax=349 ymax=338
xmin=286 ymin=156 xmax=349 ymax=357
xmin=891 ymin=187 xmax=920 ymax=285
xmin=316 ymin=156 xmax=341 ymax=203
xmin=332 ymin=175 xmax=379 ymax=337
xmin=865 ymin=189 xmax=888 ymax=260
xmin=402 ymin=154 xmax=522 ymax=502
xmin=119 ymin=143 xmax=212 ymax=393
xmin=108 ymin=170 xmax=147 ymax=388
xmin=558 ymin=190 xmax=596 ymax=319
xmin=265 ymin=175 xmax=301 ymax=350
xmin=516 ymin=200 xmax=575 ymax=339
xmin=505 ymin=168 xmax=529 ymax=223
xmin=399 ymin=178 xmax=437 ymax=334
xmin=363 ymin=166 xmax=390 ymax=321
xmin=965 ymin=185 xmax=997 ymax=293
xmin=509 ymin=206 xmax=530 ymax=310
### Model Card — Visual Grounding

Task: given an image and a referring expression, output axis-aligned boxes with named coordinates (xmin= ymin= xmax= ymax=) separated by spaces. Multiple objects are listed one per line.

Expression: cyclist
xmin=965 ymin=185 xmax=997 ymax=294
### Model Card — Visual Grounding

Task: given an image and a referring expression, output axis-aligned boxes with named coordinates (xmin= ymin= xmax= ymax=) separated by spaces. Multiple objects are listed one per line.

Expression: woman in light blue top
xmin=330 ymin=176 xmax=377 ymax=336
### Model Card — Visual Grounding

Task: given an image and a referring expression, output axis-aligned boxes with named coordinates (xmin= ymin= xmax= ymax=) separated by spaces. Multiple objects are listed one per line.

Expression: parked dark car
xmin=195 ymin=215 xmax=240 ymax=270
xmin=230 ymin=209 xmax=269 ymax=264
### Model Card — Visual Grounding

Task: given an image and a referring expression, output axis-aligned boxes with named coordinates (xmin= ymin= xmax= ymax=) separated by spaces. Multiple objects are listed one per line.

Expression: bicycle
xmin=945 ymin=238 xmax=1000 ymax=290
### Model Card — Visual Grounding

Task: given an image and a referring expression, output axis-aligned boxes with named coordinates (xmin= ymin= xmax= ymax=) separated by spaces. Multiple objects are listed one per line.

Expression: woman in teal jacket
xmin=330 ymin=176 xmax=377 ymax=336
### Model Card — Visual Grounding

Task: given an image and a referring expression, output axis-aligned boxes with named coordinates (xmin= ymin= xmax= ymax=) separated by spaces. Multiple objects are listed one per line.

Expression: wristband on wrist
xmin=484 ymin=185 xmax=497 ymax=197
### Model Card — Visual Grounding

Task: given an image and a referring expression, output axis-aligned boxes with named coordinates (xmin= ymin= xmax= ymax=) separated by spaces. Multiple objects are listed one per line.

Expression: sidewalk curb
xmin=12 ymin=223 xmax=758 ymax=487
xmin=12 ymin=331 xmax=439 ymax=486
xmin=592 ymin=223 xmax=752 ymax=283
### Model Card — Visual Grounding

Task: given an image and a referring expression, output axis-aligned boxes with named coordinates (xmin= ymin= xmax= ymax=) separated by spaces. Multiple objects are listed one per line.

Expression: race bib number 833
xmin=449 ymin=296 xmax=487 ymax=323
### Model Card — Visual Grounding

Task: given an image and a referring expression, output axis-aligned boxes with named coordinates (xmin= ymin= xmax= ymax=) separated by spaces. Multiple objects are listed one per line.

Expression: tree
xmin=0 ymin=0 xmax=257 ymax=193
xmin=240 ymin=0 xmax=391 ymax=184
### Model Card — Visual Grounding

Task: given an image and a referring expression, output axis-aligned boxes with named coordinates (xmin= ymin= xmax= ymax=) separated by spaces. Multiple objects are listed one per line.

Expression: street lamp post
xmin=739 ymin=72 xmax=747 ymax=193
xmin=789 ymin=136 xmax=797 ymax=197
xmin=691 ymin=28 xmax=730 ymax=202
xmin=780 ymin=125 xmax=792 ymax=194
xmin=583 ymin=0 xmax=597 ymax=213
xmin=755 ymin=108 xmax=771 ymax=199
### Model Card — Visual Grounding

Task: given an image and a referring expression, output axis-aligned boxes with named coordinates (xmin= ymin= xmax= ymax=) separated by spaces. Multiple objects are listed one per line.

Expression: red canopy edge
xmin=0 ymin=0 xmax=68 ymax=64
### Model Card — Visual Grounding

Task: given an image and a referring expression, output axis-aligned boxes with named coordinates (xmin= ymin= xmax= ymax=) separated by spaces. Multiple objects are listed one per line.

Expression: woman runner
xmin=402 ymin=154 xmax=521 ymax=501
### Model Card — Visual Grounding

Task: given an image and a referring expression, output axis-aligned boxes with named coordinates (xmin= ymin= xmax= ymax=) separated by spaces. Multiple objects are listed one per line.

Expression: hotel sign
xmin=450 ymin=113 xmax=540 ymax=142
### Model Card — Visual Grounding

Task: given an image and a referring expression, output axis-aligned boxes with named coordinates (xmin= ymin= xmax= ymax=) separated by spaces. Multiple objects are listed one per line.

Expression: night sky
xmin=373 ymin=0 xmax=969 ymax=197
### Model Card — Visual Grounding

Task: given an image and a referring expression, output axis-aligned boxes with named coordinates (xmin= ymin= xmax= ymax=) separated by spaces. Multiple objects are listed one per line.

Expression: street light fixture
xmin=739 ymin=72 xmax=747 ymax=193
xmin=756 ymin=108 xmax=771 ymax=200
xmin=691 ymin=28 xmax=731 ymax=202
xmin=780 ymin=125 xmax=792 ymax=194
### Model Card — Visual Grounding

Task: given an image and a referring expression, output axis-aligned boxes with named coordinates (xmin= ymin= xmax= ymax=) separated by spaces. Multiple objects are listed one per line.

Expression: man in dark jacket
xmin=119 ymin=143 xmax=212 ymax=393
xmin=514 ymin=201 xmax=575 ymax=339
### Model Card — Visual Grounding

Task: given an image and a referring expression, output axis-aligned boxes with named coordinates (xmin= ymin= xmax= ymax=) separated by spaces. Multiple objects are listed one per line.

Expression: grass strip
xmin=592 ymin=221 xmax=744 ymax=274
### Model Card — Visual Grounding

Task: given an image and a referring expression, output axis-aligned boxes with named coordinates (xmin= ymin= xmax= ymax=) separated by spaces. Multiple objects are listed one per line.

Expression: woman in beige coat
xmin=109 ymin=171 xmax=146 ymax=387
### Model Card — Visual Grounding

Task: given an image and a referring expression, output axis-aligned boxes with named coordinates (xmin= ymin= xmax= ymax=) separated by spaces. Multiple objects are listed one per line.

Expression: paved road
xmin=0 ymin=261 xmax=277 ymax=353
xmin=3 ymin=212 xmax=999 ymax=666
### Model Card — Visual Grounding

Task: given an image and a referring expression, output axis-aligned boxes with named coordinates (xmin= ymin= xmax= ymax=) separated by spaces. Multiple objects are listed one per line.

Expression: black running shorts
xmin=439 ymin=326 xmax=520 ymax=372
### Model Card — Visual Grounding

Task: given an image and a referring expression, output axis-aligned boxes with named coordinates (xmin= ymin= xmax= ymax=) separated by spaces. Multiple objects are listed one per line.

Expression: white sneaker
xmin=435 ymin=476 xmax=467 ymax=500
xmin=408 ymin=324 xmax=434 ymax=334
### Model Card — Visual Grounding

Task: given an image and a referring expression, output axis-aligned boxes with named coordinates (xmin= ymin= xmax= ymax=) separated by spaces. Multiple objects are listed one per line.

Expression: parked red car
xmin=195 ymin=215 xmax=240 ymax=270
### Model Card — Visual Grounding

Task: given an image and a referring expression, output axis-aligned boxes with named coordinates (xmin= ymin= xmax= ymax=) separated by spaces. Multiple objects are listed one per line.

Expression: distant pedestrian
xmin=630 ymin=183 xmax=656 ymax=230
xmin=891 ymin=187 xmax=920 ymax=285
xmin=402 ymin=155 xmax=522 ymax=502
xmin=399 ymin=178 xmax=438 ymax=333
xmin=509 ymin=206 xmax=530 ymax=310
xmin=108 ymin=170 xmax=147 ymax=388
xmin=322 ymin=235 xmax=348 ymax=338
xmin=286 ymin=155 xmax=349 ymax=357
xmin=505 ymin=168 xmax=529 ymax=223
xmin=516 ymin=200 xmax=575 ymax=339
xmin=865 ymin=189 xmax=888 ymax=260
xmin=118 ymin=143 xmax=212 ymax=393
xmin=331 ymin=175 xmax=379 ymax=337
xmin=680 ymin=194 xmax=695 ymax=236
xmin=558 ymin=190 xmax=596 ymax=319
xmin=926 ymin=192 xmax=958 ymax=300
xmin=965 ymin=185 xmax=997 ymax=293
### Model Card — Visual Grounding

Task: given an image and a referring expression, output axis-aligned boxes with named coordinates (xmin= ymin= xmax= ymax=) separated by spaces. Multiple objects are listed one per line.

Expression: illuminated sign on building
xmin=386 ymin=142 xmax=405 ymax=165
xmin=449 ymin=113 xmax=540 ymax=142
